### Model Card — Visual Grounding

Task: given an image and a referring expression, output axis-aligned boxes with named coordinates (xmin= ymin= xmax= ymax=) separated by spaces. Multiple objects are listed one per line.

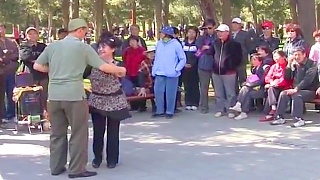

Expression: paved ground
xmin=1 ymin=105 xmax=320 ymax=180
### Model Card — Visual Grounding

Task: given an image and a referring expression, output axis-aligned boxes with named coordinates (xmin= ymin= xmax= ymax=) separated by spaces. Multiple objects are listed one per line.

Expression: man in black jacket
xmin=270 ymin=47 xmax=319 ymax=127
xmin=212 ymin=24 xmax=242 ymax=118
xmin=19 ymin=27 xmax=48 ymax=113
xmin=121 ymin=25 xmax=147 ymax=52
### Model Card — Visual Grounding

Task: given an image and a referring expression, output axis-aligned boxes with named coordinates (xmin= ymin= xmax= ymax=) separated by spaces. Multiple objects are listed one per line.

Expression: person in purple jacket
xmin=152 ymin=26 xmax=186 ymax=119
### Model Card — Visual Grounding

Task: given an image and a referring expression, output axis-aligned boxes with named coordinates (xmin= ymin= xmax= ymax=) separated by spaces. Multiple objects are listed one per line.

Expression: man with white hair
xmin=211 ymin=24 xmax=243 ymax=118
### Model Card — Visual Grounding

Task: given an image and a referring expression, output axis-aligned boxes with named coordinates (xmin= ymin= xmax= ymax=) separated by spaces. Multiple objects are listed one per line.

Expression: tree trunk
xmin=131 ymin=1 xmax=137 ymax=25
xmin=142 ymin=20 xmax=146 ymax=38
xmin=198 ymin=0 xmax=218 ymax=23
xmin=317 ymin=3 xmax=320 ymax=29
xmin=162 ymin=0 xmax=170 ymax=26
xmin=95 ymin=0 xmax=104 ymax=41
xmin=62 ymin=0 xmax=69 ymax=28
xmin=297 ymin=0 xmax=316 ymax=45
xmin=249 ymin=0 xmax=260 ymax=34
xmin=154 ymin=0 xmax=162 ymax=40
xmin=221 ymin=0 xmax=232 ymax=25
xmin=71 ymin=0 xmax=80 ymax=19
xmin=105 ymin=3 xmax=112 ymax=31
xmin=289 ymin=0 xmax=298 ymax=23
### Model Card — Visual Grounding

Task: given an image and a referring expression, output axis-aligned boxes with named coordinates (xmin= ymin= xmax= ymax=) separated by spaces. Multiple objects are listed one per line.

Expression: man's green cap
xmin=68 ymin=18 xmax=88 ymax=32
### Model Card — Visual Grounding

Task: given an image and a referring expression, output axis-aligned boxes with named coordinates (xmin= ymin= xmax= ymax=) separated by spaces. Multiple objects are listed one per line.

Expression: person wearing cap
xmin=270 ymin=47 xmax=319 ymax=128
xmin=152 ymin=26 xmax=186 ymax=119
xmin=231 ymin=17 xmax=253 ymax=92
xmin=254 ymin=21 xmax=280 ymax=52
xmin=212 ymin=24 xmax=242 ymax=118
xmin=19 ymin=27 xmax=48 ymax=114
xmin=196 ymin=19 xmax=216 ymax=114
xmin=57 ymin=28 xmax=68 ymax=40
xmin=33 ymin=18 xmax=126 ymax=178
xmin=0 ymin=23 xmax=19 ymax=124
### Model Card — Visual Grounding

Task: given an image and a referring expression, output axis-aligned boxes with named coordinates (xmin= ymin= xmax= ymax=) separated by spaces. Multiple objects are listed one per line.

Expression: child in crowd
xmin=229 ymin=54 xmax=269 ymax=120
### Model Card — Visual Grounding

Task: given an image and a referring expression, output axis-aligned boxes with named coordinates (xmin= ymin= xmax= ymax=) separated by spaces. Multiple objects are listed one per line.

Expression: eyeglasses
xmin=287 ymin=29 xmax=295 ymax=33
xmin=262 ymin=27 xmax=271 ymax=30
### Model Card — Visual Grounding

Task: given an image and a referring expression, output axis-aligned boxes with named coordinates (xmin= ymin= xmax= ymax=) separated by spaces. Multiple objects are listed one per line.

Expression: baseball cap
xmin=26 ymin=27 xmax=38 ymax=34
xmin=68 ymin=18 xmax=88 ymax=32
xmin=216 ymin=24 xmax=230 ymax=32
xmin=232 ymin=17 xmax=242 ymax=24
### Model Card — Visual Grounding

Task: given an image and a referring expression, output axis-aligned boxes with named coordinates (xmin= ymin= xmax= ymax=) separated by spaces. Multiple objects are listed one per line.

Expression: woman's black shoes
xmin=107 ymin=163 xmax=117 ymax=169
xmin=91 ymin=160 xmax=101 ymax=169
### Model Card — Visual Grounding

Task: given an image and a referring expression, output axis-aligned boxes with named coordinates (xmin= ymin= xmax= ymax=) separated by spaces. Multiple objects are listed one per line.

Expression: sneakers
xmin=228 ymin=113 xmax=236 ymax=118
xmin=214 ymin=112 xmax=223 ymax=118
xmin=270 ymin=116 xmax=286 ymax=125
xmin=185 ymin=106 xmax=198 ymax=111
xmin=290 ymin=117 xmax=306 ymax=128
xmin=234 ymin=112 xmax=248 ymax=120
xmin=191 ymin=106 xmax=197 ymax=110
xmin=229 ymin=102 xmax=242 ymax=112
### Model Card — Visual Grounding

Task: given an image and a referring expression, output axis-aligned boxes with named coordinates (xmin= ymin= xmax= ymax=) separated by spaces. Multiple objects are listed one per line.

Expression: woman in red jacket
xmin=260 ymin=50 xmax=293 ymax=122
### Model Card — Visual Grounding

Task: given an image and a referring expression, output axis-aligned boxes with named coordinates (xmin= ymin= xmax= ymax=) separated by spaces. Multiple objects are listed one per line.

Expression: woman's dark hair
xmin=256 ymin=45 xmax=271 ymax=55
xmin=251 ymin=53 xmax=263 ymax=62
xmin=272 ymin=49 xmax=287 ymax=58
xmin=172 ymin=27 xmax=179 ymax=35
xmin=97 ymin=31 xmax=117 ymax=49
xmin=202 ymin=19 xmax=216 ymax=27
xmin=187 ymin=26 xmax=199 ymax=34
xmin=128 ymin=35 xmax=139 ymax=42
xmin=285 ymin=23 xmax=304 ymax=38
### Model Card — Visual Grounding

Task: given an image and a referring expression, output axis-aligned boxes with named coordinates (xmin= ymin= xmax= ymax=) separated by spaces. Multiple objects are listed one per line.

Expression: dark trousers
xmin=0 ymin=75 xmax=5 ymax=120
xmin=264 ymin=87 xmax=282 ymax=113
xmin=176 ymin=76 xmax=183 ymax=108
xmin=48 ymin=100 xmax=89 ymax=175
xmin=129 ymin=76 xmax=146 ymax=110
xmin=3 ymin=72 xmax=16 ymax=119
xmin=236 ymin=64 xmax=247 ymax=93
xmin=35 ymin=78 xmax=49 ymax=111
xmin=91 ymin=112 xmax=120 ymax=165
xmin=182 ymin=68 xmax=200 ymax=106
xmin=276 ymin=90 xmax=316 ymax=118
xmin=237 ymin=86 xmax=265 ymax=112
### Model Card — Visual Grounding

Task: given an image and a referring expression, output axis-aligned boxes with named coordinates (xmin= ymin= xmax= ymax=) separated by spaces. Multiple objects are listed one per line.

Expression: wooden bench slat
xmin=126 ymin=94 xmax=155 ymax=102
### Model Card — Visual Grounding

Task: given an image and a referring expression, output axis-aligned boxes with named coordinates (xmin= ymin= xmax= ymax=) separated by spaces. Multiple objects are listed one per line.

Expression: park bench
xmin=306 ymin=95 xmax=320 ymax=105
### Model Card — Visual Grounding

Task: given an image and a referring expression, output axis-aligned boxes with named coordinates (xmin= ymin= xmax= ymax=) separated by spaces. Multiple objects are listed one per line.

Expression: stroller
xmin=13 ymin=73 xmax=45 ymax=134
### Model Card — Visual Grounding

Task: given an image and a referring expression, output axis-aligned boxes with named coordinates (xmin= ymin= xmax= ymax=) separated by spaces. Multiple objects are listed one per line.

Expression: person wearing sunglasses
xmin=195 ymin=19 xmax=216 ymax=114
xmin=254 ymin=21 xmax=280 ymax=53
xmin=283 ymin=23 xmax=309 ymax=58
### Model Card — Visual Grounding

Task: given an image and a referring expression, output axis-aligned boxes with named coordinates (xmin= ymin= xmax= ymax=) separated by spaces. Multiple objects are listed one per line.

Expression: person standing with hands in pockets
xmin=33 ymin=18 xmax=126 ymax=179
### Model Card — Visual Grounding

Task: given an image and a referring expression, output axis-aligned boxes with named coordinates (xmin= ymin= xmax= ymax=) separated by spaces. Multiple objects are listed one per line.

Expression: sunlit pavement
xmin=1 ymin=106 xmax=320 ymax=180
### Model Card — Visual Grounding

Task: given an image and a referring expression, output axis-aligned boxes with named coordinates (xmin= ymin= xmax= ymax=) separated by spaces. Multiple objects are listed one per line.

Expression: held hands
xmin=0 ymin=58 xmax=3 ymax=62
xmin=265 ymin=84 xmax=271 ymax=89
xmin=285 ymin=89 xmax=298 ymax=95
xmin=316 ymin=87 xmax=320 ymax=96
xmin=202 ymin=45 xmax=210 ymax=50
xmin=115 ymin=67 xmax=126 ymax=77
xmin=138 ymin=88 xmax=147 ymax=97
xmin=185 ymin=64 xmax=192 ymax=68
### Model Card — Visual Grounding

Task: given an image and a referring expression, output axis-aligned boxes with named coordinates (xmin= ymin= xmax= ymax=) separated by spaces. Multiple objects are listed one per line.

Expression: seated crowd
xmin=115 ymin=20 xmax=320 ymax=129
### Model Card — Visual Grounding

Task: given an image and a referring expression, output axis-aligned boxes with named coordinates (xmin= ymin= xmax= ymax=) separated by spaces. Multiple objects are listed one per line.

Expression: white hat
xmin=232 ymin=17 xmax=242 ymax=24
xmin=216 ymin=24 xmax=230 ymax=32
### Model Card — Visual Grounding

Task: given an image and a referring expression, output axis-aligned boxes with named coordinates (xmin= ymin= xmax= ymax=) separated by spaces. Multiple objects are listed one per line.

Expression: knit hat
xmin=68 ymin=18 xmax=88 ymax=32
